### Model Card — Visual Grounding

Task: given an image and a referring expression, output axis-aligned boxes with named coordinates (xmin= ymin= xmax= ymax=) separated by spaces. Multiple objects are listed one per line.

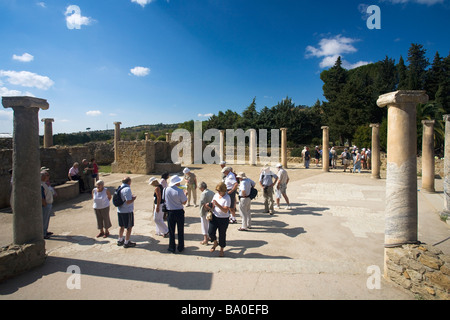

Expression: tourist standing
xmin=41 ymin=170 xmax=54 ymax=239
xmin=341 ymin=148 xmax=351 ymax=172
xmin=160 ymin=172 xmax=169 ymax=189
xmin=80 ymin=159 xmax=93 ymax=193
xmin=199 ymin=181 xmax=215 ymax=245
xmin=117 ymin=177 xmax=137 ymax=248
xmin=92 ymin=180 xmax=112 ymax=238
xmin=259 ymin=166 xmax=278 ymax=215
xmin=304 ymin=147 xmax=311 ymax=169
xmin=274 ymin=163 xmax=291 ymax=210
xmin=165 ymin=175 xmax=188 ymax=253
xmin=149 ymin=177 xmax=169 ymax=238
xmin=183 ymin=168 xmax=198 ymax=207
xmin=237 ymin=172 xmax=254 ymax=231
xmin=206 ymin=182 xmax=231 ymax=257
xmin=353 ymin=149 xmax=362 ymax=173
xmin=221 ymin=166 xmax=238 ymax=223
xmin=91 ymin=158 xmax=99 ymax=182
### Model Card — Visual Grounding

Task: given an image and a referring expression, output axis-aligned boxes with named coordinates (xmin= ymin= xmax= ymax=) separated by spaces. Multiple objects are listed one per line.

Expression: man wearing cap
xmin=259 ymin=166 xmax=278 ymax=215
xmin=165 ymin=175 xmax=188 ymax=253
xmin=237 ymin=172 xmax=255 ymax=231
xmin=221 ymin=166 xmax=238 ymax=223
xmin=274 ymin=163 xmax=291 ymax=210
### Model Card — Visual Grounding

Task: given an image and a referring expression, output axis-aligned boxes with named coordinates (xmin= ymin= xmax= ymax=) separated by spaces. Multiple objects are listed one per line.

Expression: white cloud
xmin=130 ymin=66 xmax=151 ymax=77
xmin=198 ymin=113 xmax=214 ymax=118
xmin=305 ymin=35 xmax=371 ymax=69
xmin=13 ymin=53 xmax=34 ymax=62
xmin=0 ymin=109 xmax=14 ymax=120
xmin=65 ymin=5 xmax=93 ymax=30
xmin=131 ymin=0 xmax=154 ymax=7
xmin=37 ymin=2 xmax=46 ymax=8
xmin=86 ymin=110 xmax=102 ymax=116
xmin=0 ymin=70 xmax=54 ymax=90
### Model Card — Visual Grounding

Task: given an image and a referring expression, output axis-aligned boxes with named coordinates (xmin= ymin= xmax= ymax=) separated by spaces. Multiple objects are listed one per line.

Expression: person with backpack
xmin=236 ymin=172 xmax=255 ymax=231
xmin=115 ymin=177 xmax=137 ymax=248
xmin=259 ymin=166 xmax=278 ymax=215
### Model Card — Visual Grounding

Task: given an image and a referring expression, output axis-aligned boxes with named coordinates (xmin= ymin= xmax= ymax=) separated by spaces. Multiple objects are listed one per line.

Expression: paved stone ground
xmin=0 ymin=163 xmax=449 ymax=300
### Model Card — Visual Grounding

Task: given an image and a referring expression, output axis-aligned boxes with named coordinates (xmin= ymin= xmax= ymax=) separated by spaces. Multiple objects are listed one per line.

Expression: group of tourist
xmin=101 ymin=162 xmax=291 ymax=257
xmin=67 ymin=158 xmax=99 ymax=193
xmin=301 ymin=145 xmax=371 ymax=173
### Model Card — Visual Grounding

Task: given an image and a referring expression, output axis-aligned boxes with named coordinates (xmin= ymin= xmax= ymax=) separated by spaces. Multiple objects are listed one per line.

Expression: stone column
xmin=41 ymin=118 xmax=54 ymax=148
xmin=370 ymin=123 xmax=381 ymax=179
xmin=166 ymin=132 xmax=171 ymax=142
xmin=249 ymin=129 xmax=257 ymax=166
xmin=421 ymin=120 xmax=435 ymax=193
xmin=219 ymin=130 xmax=225 ymax=163
xmin=377 ymin=90 xmax=428 ymax=251
xmin=280 ymin=128 xmax=288 ymax=168
xmin=442 ymin=115 xmax=450 ymax=220
xmin=145 ymin=132 xmax=149 ymax=141
xmin=2 ymin=96 xmax=49 ymax=245
xmin=113 ymin=122 xmax=122 ymax=163
xmin=321 ymin=126 xmax=329 ymax=172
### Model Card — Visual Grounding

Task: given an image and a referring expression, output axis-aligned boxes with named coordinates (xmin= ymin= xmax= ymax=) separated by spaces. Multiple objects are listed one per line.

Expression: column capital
xmin=2 ymin=96 xmax=49 ymax=110
xmin=443 ymin=114 xmax=450 ymax=122
xmin=113 ymin=122 xmax=122 ymax=126
xmin=370 ymin=123 xmax=380 ymax=128
xmin=377 ymin=90 xmax=428 ymax=108
xmin=321 ymin=126 xmax=329 ymax=130
xmin=41 ymin=118 xmax=54 ymax=123
xmin=280 ymin=127 xmax=288 ymax=131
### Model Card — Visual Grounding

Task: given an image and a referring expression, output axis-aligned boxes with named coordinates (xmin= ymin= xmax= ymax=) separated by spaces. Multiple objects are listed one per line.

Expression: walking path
xmin=0 ymin=164 xmax=449 ymax=300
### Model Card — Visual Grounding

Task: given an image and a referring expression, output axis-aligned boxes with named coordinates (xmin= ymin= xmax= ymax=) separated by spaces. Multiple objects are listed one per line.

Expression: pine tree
xmin=397 ymin=55 xmax=408 ymax=90
xmin=407 ymin=43 xmax=429 ymax=90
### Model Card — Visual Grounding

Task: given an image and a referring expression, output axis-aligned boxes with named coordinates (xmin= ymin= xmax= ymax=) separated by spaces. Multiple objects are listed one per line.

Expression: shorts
xmin=118 ymin=212 xmax=134 ymax=229
xmin=275 ymin=183 xmax=287 ymax=199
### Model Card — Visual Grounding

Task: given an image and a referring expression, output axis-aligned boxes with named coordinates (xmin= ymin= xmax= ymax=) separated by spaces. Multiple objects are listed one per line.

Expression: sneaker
xmin=124 ymin=241 xmax=136 ymax=248
xmin=117 ymin=239 xmax=125 ymax=246
xmin=274 ymin=205 xmax=280 ymax=209
xmin=285 ymin=206 xmax=292 ymax=210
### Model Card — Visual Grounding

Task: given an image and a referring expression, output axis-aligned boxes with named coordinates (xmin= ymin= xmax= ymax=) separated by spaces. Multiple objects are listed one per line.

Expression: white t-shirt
xmin=212 ymin=193 xmax=230 ymax=218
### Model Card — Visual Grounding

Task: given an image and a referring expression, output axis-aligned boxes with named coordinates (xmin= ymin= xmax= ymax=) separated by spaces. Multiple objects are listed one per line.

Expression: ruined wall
xmin=111 ymin=141 xmax=156 ymax=174
xmin=385 ymin=244 xmax=450 ymax=300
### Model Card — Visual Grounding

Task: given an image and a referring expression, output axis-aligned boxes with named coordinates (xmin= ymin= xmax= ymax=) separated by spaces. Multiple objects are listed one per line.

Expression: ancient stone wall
xmin=112 ymin=141 xmax=156 ymax=174
xmin=385 ymin=244 xmax=450 ymax=300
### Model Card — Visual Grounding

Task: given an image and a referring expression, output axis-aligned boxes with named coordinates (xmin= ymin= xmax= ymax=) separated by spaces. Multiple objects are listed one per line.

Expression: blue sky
xmin=0 ymin=0 xmax=449 ymax=134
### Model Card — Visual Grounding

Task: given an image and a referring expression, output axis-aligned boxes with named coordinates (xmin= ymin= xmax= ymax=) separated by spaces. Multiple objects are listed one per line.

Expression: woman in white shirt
xmin=206 ymin=182 xmax=230 ymax=257
xmin=92 ymin=180 xmax=112 ymax=238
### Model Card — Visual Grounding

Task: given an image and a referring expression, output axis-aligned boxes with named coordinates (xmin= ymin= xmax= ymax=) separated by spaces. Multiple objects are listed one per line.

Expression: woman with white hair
xmin=92 ymin=180 xmax=112 ymax=238
xmin=149 ymin=177 xmax=169 ymax=238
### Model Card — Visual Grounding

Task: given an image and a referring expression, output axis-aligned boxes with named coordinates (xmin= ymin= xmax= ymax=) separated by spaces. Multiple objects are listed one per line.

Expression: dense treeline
xmin=199 ymin=43 xmax=450 ymax=154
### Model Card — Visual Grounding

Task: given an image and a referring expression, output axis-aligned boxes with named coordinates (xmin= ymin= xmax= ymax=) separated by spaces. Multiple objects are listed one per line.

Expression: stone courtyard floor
xmin=0 ymin=163 xmax=449 ymax=301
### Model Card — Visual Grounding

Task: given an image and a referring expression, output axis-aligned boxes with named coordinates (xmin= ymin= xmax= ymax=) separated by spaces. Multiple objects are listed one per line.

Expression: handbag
xmin=161 ymin=188 xmax=168 ymax=221
xmin=206 ymin=211 xmax=213 ymax=221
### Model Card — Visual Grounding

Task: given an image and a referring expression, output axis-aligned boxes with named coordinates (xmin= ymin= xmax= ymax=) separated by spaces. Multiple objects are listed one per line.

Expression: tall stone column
xmin=219 ymin=130 xmax=225 ymax=163
xmin=377 ymin=90 xmax=428 ymax=251
xmin=370 ymin=123 xmax=381 ymax=179
xmin=145 ymin=132 xmax=149 ymax=141
xmin=3 ymin=96 xmax=49 ymax=245
xmin=113 ymin=122 xmax=122 ymax=163
xmin=41 ymin=118 xmax=54 ymax=148
xmin=280 ymin=128 xmax=288 ymax=168
xmin=321 ymin=126 xmax=329 ymax=172
xmin=166 ymin=132 xmax=171 ymax=142
xmin=249 ymin=129 xmax=257 ymax=166
xmin=421 ymin=120 xmax=435 ymax=193
xmin=442 ymin=115 xmax=450 ymax=220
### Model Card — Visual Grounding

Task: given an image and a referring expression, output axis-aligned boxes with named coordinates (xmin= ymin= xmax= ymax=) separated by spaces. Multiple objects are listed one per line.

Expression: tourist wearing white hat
xmin=274 ymin=164 xmax=291 ymax=210
xmin=149 ymin=177 xmax=169 ymax=238
xmin=259 ymin=166 xmax=278 ymax=215
xmin=183 ymin=167 xmax=198 ymax=207
xmin=236 ymin=172 xmax=255 ymax=231
xmin=221 ymin=166 xmax=238 ymax=223
xmin=165 ymin=175 xmax=188 ymax=253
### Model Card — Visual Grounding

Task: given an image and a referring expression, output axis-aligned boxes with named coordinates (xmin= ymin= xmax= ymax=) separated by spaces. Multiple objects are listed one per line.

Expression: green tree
xmin=407 ymin=43 xmax=429 ymax=90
